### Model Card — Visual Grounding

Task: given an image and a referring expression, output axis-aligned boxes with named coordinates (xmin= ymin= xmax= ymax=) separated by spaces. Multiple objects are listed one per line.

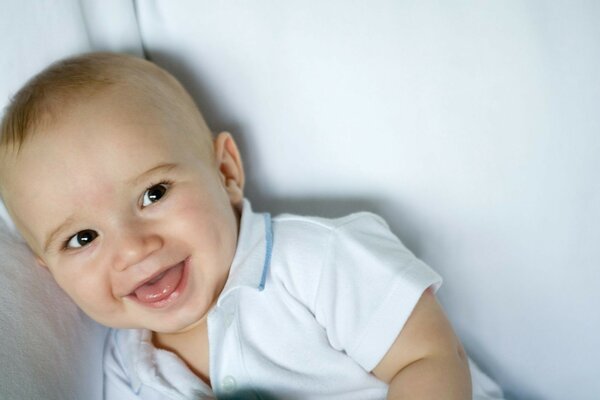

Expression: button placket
xmin=214 ymin=277 xmax=256 ymax=397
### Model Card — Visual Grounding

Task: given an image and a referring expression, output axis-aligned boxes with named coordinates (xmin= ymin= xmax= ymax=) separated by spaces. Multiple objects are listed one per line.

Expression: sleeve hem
xmin=350 ymin=260 xmax=442 ymax=372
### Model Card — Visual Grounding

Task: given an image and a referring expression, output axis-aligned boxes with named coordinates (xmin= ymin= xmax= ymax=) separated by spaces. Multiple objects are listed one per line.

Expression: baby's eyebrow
xmin=128 ymin=163 xmax=179 ymax=187
xmin=44 ymin=215 xmax=76 ymax=253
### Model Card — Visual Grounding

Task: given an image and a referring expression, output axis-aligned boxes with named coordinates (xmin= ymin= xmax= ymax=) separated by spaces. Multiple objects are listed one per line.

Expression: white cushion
xmin=0 ymin=223 xmax=106 ymax=399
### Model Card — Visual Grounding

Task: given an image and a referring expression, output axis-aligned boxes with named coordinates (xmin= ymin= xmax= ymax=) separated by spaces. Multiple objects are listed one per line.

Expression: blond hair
xmin=0 ymin=52 xmax=211 ymax=156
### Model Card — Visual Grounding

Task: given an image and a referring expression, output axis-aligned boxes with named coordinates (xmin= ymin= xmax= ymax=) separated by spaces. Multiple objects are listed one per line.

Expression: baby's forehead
xmin=0 ymin=53 xmax=214 ymax=204
xmin=2 ymin=84 xmax=205 ymax=180
xmin=17 ymin=80 xmax=209 ymax=154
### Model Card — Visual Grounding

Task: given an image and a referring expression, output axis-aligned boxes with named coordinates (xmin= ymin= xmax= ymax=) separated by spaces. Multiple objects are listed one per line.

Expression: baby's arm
xmin=371 ymin=288 xmax=472 ymax=400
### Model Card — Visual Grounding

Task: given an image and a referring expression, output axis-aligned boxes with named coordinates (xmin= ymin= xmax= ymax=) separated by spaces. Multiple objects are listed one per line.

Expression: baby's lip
xmin=124 ymin=259 xmax=186 ymax=297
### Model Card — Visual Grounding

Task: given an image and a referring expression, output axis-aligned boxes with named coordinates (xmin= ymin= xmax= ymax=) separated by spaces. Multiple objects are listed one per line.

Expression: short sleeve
xmin=313 ymin=213 xmax=442 ymax=372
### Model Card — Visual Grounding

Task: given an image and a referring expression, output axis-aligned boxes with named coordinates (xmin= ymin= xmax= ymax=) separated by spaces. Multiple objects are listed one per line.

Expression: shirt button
xmin=222 ymin=375 xmax=237 ymax=393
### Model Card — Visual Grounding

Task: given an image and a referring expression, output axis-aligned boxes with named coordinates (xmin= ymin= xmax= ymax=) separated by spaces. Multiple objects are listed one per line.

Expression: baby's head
xmin=0 ymin=52 xmax=245 ymax=334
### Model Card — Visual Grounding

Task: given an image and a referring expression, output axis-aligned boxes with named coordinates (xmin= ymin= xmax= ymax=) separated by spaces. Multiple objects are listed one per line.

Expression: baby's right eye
xmin=65 ymin=230 xmax=98 ymax=249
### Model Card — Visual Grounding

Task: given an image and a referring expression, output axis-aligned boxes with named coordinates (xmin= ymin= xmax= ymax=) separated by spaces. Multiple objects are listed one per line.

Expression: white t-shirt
xmin=103 ymin=199 xmax=445 ymax=399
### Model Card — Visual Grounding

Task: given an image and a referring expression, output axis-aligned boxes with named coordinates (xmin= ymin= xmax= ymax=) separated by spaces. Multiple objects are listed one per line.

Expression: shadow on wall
xmin=143 ymin=51 xmax=426 ymax=255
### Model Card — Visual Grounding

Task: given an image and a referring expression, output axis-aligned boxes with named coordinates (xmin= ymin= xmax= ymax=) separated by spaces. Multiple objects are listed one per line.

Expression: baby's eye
xmin=141 ymin=183 xmax=169 ymax=207
xmin=66 ymin=230 xmax=98 ymax=249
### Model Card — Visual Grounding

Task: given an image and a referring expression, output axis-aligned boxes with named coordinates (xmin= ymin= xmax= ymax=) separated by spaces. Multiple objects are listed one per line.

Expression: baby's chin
xmin=86 ymin=309 xmax=203 ymax=332
xmin=138 ymin=306 xmax=211 ymax=335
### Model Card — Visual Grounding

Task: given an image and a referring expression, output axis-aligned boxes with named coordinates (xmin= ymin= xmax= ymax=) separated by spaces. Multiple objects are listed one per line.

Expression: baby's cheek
xmin=171 ymin=191 xmax=216 ymax=222
xmin=58 ymin=269 xmax=106 ymax=307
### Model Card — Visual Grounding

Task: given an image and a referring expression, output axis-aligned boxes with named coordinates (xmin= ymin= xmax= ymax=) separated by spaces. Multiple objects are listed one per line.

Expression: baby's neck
xmin=152 ymin=320 xmax=211 ymax=386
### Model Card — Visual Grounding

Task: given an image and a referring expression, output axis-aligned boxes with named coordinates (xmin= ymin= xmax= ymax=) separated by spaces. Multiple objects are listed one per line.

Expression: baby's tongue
xmin=134 ymin=263 xmax=183 ymax=303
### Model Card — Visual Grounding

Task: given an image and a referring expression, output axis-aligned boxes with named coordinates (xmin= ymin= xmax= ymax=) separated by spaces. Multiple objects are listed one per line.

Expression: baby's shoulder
xmin=272 ymin=210 xmax=390 ymax=238
xmin=268 ymin=210 xmax=394 ymax=282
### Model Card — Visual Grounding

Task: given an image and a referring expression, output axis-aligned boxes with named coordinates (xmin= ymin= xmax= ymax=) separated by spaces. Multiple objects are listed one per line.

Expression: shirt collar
xmin=116 ymin=328 xmax=212 ymax=396
xmin=112 ymin=328 xmax=151 ymax=393
xmin=217 ymin=198 xmax=272 ymax=305
xmin=114 ymin=199 xmax=271 ymax=393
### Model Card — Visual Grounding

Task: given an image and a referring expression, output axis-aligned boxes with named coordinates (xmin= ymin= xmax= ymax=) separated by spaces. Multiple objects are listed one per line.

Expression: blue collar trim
xmin=258 ymin=213 xmax=273 ymax=291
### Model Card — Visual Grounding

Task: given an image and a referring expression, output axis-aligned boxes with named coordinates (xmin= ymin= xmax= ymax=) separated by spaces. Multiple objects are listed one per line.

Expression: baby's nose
xmin=112 ymin=223 xmax=164 ymax=271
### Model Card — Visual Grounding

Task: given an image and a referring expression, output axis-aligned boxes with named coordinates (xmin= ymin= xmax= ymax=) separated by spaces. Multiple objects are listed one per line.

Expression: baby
xmin=0 ymin=53 xmax=471 ymax=399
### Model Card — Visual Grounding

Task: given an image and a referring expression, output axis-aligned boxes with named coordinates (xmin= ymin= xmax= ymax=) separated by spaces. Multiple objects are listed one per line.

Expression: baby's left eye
xmin=141 ymin=183 xmax=169 ymax=207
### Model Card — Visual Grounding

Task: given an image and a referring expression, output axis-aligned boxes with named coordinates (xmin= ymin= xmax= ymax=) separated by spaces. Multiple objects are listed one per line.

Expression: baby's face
xmin=4 ymin=88 xmax=244 ymax=333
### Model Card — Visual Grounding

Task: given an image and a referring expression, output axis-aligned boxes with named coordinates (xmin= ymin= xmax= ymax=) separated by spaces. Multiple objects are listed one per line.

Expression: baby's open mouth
xmin=127 ymin=258 xmax=189 ymax=308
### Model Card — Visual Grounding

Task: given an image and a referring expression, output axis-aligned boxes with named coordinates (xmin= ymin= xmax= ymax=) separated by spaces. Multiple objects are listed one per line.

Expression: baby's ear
xmin=213 ymin=131 xmax=245 ymax=204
